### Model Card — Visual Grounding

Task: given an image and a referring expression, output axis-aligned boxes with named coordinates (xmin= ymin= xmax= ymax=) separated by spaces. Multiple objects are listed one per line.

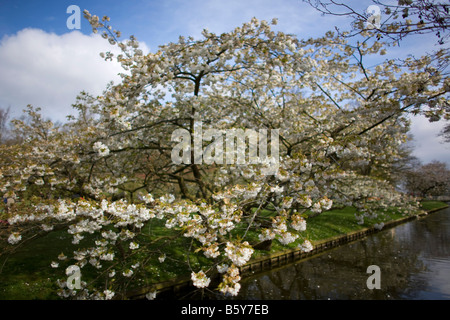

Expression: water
xmin=233 ymin=206 xmax=450 ymax=300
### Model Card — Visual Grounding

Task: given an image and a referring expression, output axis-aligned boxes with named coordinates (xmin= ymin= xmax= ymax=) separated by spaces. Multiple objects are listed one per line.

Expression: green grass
xmin=419 ymin=200 xmax=449 ymax=211
xmin=306 ymin=206 xmax=402 ymax=242
xmin=246 ymin=201 xmax=448 ymax=257
xmin=0 ymin=218 xmax=211 ymax=299
xmin=0 ymin=200 xmax=447 ymax=299
xmin=0 ymin=229 xmax=76 ymax=299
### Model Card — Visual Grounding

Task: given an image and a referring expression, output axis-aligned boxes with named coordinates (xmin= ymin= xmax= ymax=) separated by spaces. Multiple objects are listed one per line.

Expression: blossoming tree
xmin=0 ymin=11 xmax=447 ymax=299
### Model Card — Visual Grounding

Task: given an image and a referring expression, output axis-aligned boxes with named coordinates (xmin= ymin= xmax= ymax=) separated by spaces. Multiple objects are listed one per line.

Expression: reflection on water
xmin=233 ymin=206 xmax=450 ymax=300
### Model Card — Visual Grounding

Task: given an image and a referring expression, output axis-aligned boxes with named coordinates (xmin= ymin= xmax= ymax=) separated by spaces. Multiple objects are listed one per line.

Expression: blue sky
xmin=0 ymin=0 xmax=349 ymax=49
xmin=0 ymin=0 xmax=448 ymax=165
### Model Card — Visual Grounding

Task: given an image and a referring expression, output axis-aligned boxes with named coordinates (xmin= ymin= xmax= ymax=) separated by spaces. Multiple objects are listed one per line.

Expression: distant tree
xmin=405 ymin=160 xmax=450 ymax=197
xmin=0 ymin=107 xmax=10 ymax=144
xmin=389 ymin=140 xmax=422 ymax=186
xmin=439 ymin=120 xmax=450 ymax=143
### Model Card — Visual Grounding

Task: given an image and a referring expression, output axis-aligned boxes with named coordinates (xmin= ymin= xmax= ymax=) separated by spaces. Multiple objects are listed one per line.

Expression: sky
xmin=0 ymin=0 xmax=448 ymax=166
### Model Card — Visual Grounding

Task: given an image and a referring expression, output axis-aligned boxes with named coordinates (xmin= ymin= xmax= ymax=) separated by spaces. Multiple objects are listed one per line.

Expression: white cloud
xmin=409 ymin=114 xmax=450 ymax=166
xmin=0 ymin=28 xmax=129 ymax=122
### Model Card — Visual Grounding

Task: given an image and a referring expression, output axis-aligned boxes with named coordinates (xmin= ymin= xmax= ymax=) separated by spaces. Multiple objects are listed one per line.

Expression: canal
xmin=231 ymin=206 xmax=450 ymax=300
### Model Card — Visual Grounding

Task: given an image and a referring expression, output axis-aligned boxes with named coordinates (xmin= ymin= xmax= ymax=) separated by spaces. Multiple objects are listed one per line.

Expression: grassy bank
xmin=249 ymin=200 xmax=448 ymax=258
xmin=0 ymin=200 xmax=447 ymax=299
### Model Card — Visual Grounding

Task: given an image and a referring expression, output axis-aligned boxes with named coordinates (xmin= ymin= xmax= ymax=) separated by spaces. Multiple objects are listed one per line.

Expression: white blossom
xmin=374 ymin=222 xmax=385 ymax=230
xmin=103 ymin=290 xmax=115 ymax=300
xmin=291 ymin=215 xmax=307 ymax=232
xmin=122 ymin=269 xmax=133 ymax=277
xmin=93 ymin=141 xmax=110 ymax=157
xmin=129 ymin=242 xmax=139 ymax=250
xmin=224 ymin=242 xmax=254 ymax=267
xmin=58 ymin=253 xmax=67 ymax=261
xmin=146 ymin=291 xmax=157 ymax=300
xmin=8 ymin=233 xmax=21 ymax=245
xmin=217 ymin=263 xmax=229 ymax=273
xmin=191 ymin=270 xmax=211 ymax=288
xmin=299 ymin=240 xmax=314 ymax=253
